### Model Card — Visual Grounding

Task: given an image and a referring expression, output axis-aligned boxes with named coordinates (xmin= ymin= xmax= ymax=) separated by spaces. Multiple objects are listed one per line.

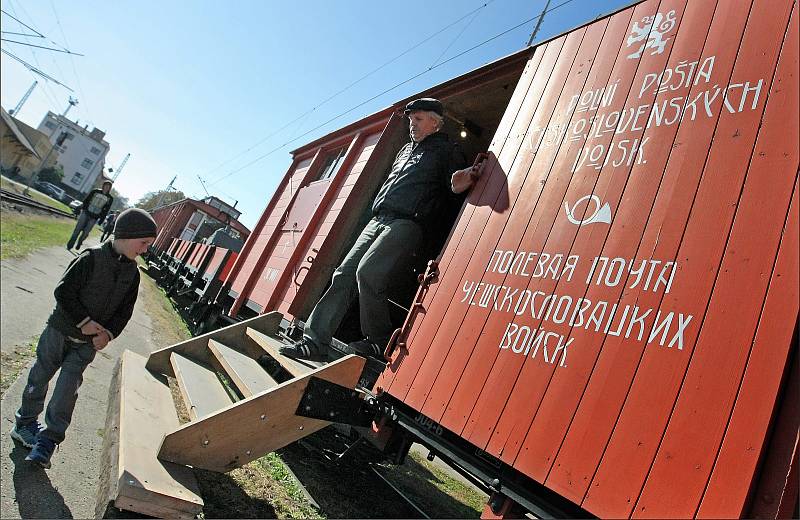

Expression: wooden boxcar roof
xmin=379 ymin=0 xmax=798 ymax=517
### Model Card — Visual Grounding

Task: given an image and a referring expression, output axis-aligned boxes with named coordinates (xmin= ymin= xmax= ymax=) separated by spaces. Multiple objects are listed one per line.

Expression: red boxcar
xmin=376 ymin=0 xmax=799 ymax=517
xmin=198 ymin=0 xmax=797 ymax=516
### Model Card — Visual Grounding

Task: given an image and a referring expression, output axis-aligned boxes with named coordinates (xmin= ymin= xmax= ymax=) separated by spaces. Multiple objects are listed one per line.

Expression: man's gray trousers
xmin=15 ymin=325 xmax=97 ymax=443
xmin=304 ymin=216 xmax=422 ymax=351
xmin=67 ymin=212 xmax=97 ymax=249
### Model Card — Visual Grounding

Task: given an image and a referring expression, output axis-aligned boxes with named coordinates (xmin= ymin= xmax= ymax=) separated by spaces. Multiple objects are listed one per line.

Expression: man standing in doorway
xmin=280 ymin=98 xmax=481 ymax=361
xmin=67 ymin=180 xmax=114 ymax=251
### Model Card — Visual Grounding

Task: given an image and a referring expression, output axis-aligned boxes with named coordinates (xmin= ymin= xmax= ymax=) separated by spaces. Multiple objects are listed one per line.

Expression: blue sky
xmin=1 ymin=0 xmax=632 ymax=229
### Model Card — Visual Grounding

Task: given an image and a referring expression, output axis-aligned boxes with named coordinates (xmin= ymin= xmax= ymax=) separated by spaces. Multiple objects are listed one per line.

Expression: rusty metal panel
xmin=382 ymin=0 xmax=799 ymax=516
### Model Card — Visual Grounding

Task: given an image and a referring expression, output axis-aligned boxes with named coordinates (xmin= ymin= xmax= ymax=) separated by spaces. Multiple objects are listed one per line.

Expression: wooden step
xmin=158 ymin=354 xmax=366 ymax=473
xmin=208 ymin=339 xmax=278 ymax=397
xmin=146 ymin=311 xmax=283 ymax=377
xmin=170 ymin=353 xmax=234 ymax=421
xmin=246 ymin=327 xmax=325 ymax=378
xmin=97 ymin=350 xmax=203 ymax=518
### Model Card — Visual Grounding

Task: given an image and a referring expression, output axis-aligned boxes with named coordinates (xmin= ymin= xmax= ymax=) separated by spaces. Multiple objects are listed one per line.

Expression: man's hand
xmin=451 ymin=166 xmax=480 ymax=194
xmin=92 ymin=330 xmax=111 ymax=351
xmin=81 ymin=320 xmax=106 ymax=336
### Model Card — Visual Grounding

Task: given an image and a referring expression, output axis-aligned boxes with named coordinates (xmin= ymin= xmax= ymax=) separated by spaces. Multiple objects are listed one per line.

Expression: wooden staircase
xmin=97 ymin=311 xmax=366 ymax=518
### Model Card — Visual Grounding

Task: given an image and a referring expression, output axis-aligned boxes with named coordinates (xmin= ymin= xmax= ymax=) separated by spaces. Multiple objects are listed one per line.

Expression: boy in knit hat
xmin=10 ymin=208 xmax=158 ymax=468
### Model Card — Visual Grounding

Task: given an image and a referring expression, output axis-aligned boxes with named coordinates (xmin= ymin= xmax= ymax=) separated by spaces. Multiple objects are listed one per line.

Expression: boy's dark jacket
xmin=47 ymin=241 xmax=139 ymax=342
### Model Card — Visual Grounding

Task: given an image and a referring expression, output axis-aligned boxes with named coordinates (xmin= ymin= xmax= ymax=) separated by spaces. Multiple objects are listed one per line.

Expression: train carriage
xmin=105 ymin=0 xmax=798 ymax=517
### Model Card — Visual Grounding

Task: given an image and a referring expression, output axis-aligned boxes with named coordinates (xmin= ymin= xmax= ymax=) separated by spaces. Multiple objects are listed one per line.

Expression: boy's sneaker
xmin=279 ymin=338 xmax=322 ymax=361
xmin=345 ymin=339 xmax=384 ymax=360
xmin=10 ymin=421 xmax=41 ymax=449
xmin=26 ymin=436 xmax=57 ymax=469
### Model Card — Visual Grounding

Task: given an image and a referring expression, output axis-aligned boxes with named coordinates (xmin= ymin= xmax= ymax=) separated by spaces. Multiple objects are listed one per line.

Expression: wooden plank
xmin=697 ymin=181 xmax=798 ymax=517
xmin=409 ymin=13 xmax=612 ymax=425
xmin=437 ymin=2 xmax=637 ymax=450
xmin=98 ymin=350 xmax=203 ymax=518
xmin=208 ymin=339 xmax=279 ymax=398
xmin=171 ymin=353 xmax=233 ymax=421
xmin=583 ymin=0 xmax=795 ymax=515
xmin=381 ymin=32 xmax=562 ymax=398
xmin=544 ymin=0 xmax=755 ymax=505
xmin=632 ymin=5 xmax=798 ymax=515
xmin=246 ymin=327 xmax=325 ymax=377
xmin=158 ymin=355 xmax=366 ymax=473
xmin=509 ymin=0 xmax=706 ymax=482
xmin=146 ymin=311 xmax=282 ymax=377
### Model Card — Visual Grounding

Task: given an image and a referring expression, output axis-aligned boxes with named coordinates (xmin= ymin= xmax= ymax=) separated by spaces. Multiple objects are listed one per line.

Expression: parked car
xmin=33 ymin=181 xmax=67 ymax=201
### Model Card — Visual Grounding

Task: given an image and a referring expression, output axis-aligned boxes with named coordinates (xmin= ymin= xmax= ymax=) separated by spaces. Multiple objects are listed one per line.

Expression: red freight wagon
xmin=150 ymin=196 xmax=251 ymax=254
xmin=199 ymin=0 xmax=797 ymax=515
xmin=108 ymin=0 xmax=797 ymax=518
xmin=375 ymin=0 xmax=799 ymax=517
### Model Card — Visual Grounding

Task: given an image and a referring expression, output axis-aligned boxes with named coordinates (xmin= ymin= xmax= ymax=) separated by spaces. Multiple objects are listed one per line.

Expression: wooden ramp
xmin=101 ymin=311 xmax=366 ymax=516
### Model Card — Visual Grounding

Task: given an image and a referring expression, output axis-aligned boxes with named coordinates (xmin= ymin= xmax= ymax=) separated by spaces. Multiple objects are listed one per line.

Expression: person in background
xmin=100 ymin=211 xmax=118 ymax=242
xmin=67 ymin=180 xmax=114 ymax=250
xmin=280 ymin=98 xmax=481 ymax=361
xmin=10 ymin=208 xmax=158 ymax=468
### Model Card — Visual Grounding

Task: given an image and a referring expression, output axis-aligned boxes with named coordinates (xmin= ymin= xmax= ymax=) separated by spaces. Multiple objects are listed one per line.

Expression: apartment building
xmin=37 ymin=111 xmax=110 ymax=196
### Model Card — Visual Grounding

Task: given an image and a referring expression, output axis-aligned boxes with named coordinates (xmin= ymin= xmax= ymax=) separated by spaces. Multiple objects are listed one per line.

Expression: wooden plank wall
xmin=380 ymin=0 xmax=799 ymax=517
xmin=229 ymin=158 xmax=313 ymax=296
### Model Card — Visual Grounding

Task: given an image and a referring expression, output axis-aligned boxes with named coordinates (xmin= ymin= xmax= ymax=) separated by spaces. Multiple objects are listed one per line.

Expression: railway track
xmin=0 ymin=188 xmax=75 ymax=219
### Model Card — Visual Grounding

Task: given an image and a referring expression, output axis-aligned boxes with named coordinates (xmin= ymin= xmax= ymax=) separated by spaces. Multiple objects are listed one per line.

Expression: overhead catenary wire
xmin=0 ymin=8 xmax=44 ymax=37
xmin=208 ymin=0 xmax=578 ymax=188
xmin=202 ymin=0 xmax=496 ymax=183
xmin=1 ymin=30 xmax=43 ymax=37
xmin=48 ymin=0 xmax=93 ymax=126
xmin=1 ymin=48 xmax=74 ymax=90
xmin=1 ymin=38 xmax=84 ymax=55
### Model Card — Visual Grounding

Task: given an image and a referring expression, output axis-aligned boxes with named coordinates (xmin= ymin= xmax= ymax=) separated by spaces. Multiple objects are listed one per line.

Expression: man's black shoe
xmin=345 ymin=339 xmax=384 ymax=360
xmin=279 ymin=338 xmax=322 ymax=361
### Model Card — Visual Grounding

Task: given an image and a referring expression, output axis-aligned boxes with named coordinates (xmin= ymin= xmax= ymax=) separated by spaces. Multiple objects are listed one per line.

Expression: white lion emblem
xmin=626 ymin=10 xmax=677 ymax=59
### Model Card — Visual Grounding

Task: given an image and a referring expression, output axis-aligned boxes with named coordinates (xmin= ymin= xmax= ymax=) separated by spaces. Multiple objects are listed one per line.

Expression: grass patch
xmin=0 ymin=212 xmax=99 ymax=260
xmin=0 ymin=336 xmax=38 ymax=397
xmin=1 ymin=175 xmax=72 ymax=213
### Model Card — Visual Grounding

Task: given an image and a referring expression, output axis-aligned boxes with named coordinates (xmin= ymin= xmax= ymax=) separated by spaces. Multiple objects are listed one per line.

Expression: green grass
xmin=1 ymin=175 xmax=72 ymax=213
xmin=0 ymin=336 xmax=37 ymax=397
xmin=0 ymin=212 xmax=84 ymax=259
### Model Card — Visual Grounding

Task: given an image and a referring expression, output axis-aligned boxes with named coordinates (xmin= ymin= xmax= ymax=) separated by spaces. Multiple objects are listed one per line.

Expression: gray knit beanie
xmin=114 ymin=208 xmax=158 ymax=239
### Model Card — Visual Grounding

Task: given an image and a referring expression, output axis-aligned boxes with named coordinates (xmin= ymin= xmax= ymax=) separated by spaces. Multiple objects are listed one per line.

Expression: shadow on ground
xmin=9 ymin=442 xmax=73 ymax=519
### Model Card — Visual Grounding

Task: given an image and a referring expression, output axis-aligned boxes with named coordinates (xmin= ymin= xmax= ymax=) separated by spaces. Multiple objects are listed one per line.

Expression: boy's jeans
xmin=15 ymin=325 xmax=97 ymax=443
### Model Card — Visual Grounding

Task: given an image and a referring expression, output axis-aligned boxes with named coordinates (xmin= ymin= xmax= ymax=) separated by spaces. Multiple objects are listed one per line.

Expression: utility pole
xmin=9 ymin=81 xmax=37 ymax=117
xmin=23 ymin=97 xmax=78 ymax=196
xmin=153 ymin=175 xmax=177 ymax=210
xmin=197 ymin=175 xmax=211 ymax=197
xmin=527 ymin=0 xmax=552 ymax=46
xmin=111 ymin=153 xmax=131 ymax=181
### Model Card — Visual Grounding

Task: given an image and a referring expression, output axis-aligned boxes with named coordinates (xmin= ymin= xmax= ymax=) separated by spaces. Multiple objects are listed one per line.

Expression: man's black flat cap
xmin=404 ymin=98 xmax=444 ymax=116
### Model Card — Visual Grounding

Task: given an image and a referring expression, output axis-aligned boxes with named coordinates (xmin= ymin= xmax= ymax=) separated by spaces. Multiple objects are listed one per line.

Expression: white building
xmin=37 ymin=111 xmax=109 ymax=196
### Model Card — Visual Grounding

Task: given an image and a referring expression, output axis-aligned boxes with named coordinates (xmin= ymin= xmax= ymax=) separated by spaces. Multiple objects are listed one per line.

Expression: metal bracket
xmin=295 ymin=377 xmax=375 ymax=427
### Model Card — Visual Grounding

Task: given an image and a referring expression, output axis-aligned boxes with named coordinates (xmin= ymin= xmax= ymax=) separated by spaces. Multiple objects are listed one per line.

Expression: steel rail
xmin=1 ymin=188 xmax=76 ymax=219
